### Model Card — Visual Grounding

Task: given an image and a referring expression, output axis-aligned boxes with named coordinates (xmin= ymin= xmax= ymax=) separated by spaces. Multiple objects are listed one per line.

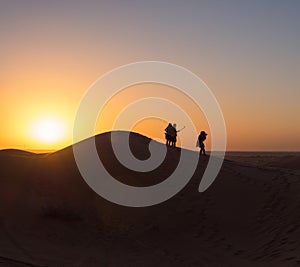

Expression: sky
xmin=1 ymin=0 xmax=299 ymax=151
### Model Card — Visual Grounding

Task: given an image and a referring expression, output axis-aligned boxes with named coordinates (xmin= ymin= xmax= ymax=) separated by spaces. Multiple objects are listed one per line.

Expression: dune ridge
xmin=0 ymin=131 xmax=300 ymax=266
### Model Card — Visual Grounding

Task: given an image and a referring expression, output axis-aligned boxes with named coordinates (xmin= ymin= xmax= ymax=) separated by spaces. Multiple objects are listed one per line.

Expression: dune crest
xmin=0 ymin=131 xmax=300 ymax=266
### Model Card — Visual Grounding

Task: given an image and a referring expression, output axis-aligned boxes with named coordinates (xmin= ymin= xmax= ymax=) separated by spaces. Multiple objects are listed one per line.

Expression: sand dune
xmin=0 ymin=131 xmax=300 ymax=266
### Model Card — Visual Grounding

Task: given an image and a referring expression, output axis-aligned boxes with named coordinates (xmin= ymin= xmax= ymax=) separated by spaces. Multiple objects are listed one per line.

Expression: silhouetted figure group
xmin=165 ymin=123 xmax=178 ymax=147
xmin=165 ymin=123 xmax=208 ymax=155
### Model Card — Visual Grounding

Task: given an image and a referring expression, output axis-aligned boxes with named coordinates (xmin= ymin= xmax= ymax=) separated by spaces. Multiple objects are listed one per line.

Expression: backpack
xmin=199 ymin=131 xmax=206 ymax=142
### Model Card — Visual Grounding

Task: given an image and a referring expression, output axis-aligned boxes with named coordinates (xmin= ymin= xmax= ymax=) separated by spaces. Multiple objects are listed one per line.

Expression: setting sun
xmin=31 ymin=117 xmax=66 ymax=144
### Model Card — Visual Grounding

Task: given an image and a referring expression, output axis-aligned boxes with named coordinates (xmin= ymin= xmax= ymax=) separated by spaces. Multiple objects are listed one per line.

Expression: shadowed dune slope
xmin=0 ymin=131 xmax=300 ymax=267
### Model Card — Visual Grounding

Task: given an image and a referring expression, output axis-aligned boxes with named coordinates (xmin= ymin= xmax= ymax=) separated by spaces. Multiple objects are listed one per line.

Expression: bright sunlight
xmin=31 ymin=117 xmax=66 ymax=144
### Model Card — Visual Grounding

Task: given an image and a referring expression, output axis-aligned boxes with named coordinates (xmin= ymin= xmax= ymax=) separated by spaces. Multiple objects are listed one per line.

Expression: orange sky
xmin=1 ymin=1 xmax=299 ymax=151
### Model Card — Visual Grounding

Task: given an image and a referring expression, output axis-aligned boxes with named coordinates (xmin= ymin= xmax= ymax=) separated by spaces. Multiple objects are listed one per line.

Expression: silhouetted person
xmin=170 ymin=123 xmax=177 ymax=147
xmin=165 ymin=123 xmax=173 ymax=146
xmin=197 ymin=131 xmax=207 ymax=155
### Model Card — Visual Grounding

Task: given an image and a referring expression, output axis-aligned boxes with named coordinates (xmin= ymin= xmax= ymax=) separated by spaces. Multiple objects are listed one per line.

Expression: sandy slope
xmin=0 ymin=131 xmax=300 ymax=266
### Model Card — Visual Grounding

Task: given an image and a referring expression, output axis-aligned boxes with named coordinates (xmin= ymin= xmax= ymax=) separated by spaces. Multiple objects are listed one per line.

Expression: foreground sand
xmin=0 ymin=132 xmax=299 ymax=266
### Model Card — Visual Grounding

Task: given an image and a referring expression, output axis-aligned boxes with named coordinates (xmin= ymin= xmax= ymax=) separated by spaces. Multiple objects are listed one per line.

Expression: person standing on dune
xmin=197 ymin=131 xmax=207 ymax=156
xmin=170 ymin=123 xmax=177 ymax=147
xmin=165 ymin=123 xmax=173 ymax=146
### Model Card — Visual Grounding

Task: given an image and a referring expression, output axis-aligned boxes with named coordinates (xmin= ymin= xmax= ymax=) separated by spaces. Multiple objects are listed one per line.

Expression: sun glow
xmin=31 ymin=117 xmax=66 ymax=144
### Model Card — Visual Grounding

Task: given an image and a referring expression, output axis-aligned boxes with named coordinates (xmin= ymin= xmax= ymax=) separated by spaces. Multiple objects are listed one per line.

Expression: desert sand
xmin=0 ymin=131 xmax=300 ymax=266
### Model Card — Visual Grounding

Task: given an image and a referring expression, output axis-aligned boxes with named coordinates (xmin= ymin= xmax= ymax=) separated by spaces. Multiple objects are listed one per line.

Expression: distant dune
xmin=0 ymin=131 xmax=300 ymax=266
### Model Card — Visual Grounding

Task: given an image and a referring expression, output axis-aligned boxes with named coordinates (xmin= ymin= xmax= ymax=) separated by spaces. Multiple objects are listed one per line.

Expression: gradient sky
xmin=1 ymin=0 xmax=299 ymax=151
